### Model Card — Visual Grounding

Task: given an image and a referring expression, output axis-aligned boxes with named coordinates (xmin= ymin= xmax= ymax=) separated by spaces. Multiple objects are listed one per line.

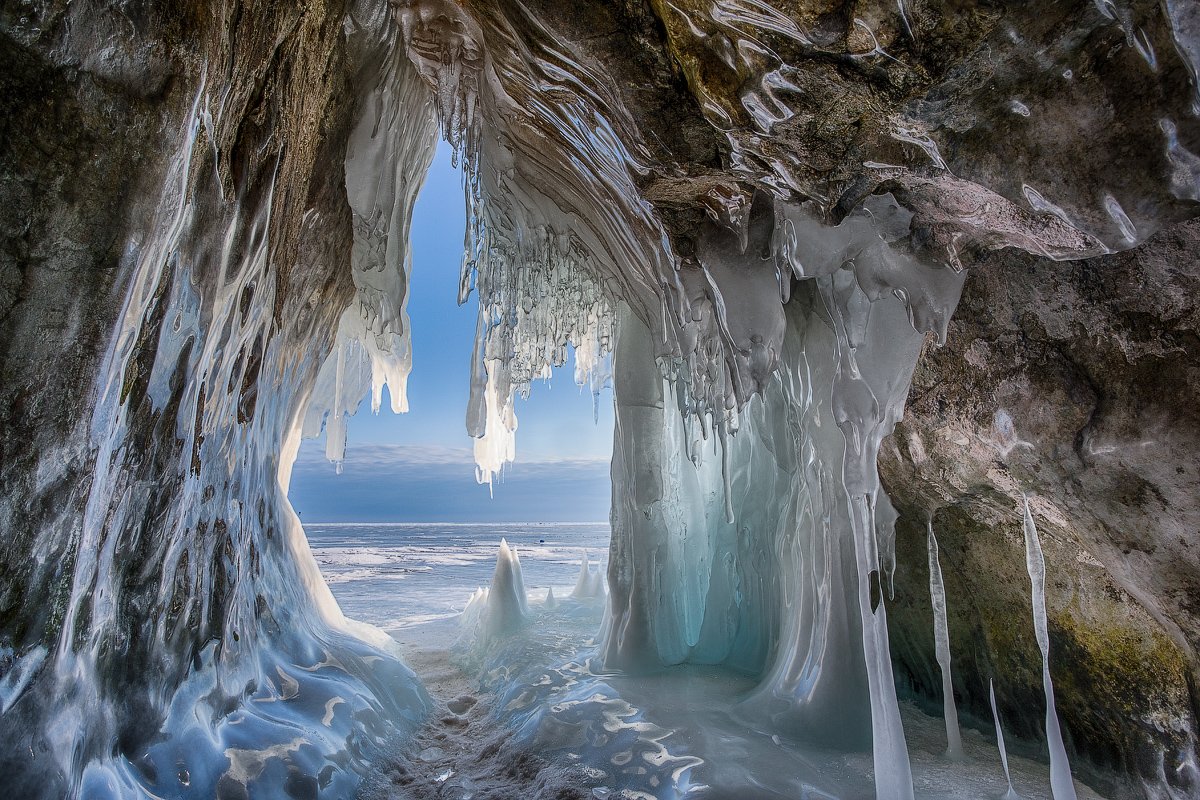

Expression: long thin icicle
xmin=927 ymin=520 xmax=964 ymax=760
xmin=990 ymin=680 xmax=1021 ymax=800
xmin=1022 ymin=495 xmax=1077 ymax=799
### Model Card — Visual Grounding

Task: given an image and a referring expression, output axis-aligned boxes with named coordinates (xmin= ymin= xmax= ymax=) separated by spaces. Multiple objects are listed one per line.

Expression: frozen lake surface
xmin=305 ymin=522 xmax=610 ymax=632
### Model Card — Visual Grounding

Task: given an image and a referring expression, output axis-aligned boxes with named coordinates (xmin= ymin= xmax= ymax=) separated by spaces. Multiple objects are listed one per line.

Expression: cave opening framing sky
xmin=289 ymin=143 xmax=615 ymax=523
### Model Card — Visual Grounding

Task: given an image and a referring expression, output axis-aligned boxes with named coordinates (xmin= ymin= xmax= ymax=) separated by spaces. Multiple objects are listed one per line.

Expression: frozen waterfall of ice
xmin=11 ymin=21 xmax=438 ymax=795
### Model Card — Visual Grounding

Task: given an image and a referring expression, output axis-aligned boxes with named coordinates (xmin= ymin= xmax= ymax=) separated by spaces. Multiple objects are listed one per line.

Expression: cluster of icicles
xmin=928 ymin=501 xmax=1077 ymax=800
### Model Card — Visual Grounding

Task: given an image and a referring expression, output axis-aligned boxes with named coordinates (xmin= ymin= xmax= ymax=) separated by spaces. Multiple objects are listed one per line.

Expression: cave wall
xmin=1 ymin=2 xmax=433 ymax=796
xmin=882 ymin=218 xmax=1200 ymax=796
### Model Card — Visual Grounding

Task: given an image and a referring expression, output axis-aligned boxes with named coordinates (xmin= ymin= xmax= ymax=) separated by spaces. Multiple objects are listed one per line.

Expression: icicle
xmin=927 ymin=520 xmax=964 ymax=760
xmin=990 ymin=680 xmax=1021 ymax=800
xmin=1022 ymin=496 xmax=1077 ymax=800
xmin=545 ymin=586 xmax=558 ymax=609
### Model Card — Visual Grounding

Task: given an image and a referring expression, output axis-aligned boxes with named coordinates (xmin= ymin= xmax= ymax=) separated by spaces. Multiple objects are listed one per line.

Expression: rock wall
xmin=1 ymin=3 xmax=432 ymax=796
xmin=882 ymin=219 xmax=1200 ymax=796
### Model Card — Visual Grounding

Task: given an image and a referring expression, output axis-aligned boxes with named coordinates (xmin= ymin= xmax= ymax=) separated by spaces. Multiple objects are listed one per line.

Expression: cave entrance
xmin=287 ymin=140 xmax=614 ymax=637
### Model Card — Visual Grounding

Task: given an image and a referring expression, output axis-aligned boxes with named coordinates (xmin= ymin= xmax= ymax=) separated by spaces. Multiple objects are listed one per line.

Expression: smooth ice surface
xmin=1023 ymin=497 xmax=1078 ymax=800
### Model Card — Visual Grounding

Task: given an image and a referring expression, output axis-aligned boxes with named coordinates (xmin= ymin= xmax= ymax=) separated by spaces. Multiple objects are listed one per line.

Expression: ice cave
xmin=2 ymin=0 xmax=1200 ymax=798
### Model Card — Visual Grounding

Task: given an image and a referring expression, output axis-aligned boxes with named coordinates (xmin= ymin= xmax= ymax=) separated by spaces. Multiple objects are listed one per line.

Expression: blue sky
xmin=289 ymin=143 xmax=614 ymax=522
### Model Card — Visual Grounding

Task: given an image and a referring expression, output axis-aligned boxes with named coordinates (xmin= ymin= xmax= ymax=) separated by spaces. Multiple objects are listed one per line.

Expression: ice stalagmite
xmin=483 ymin=540 xmax=529 ymax=641
xmin=1022 ymin=496 xmax=1077 ymax=799
xmin=573 ymin=551 xmax=605 ymax=601
xmin=990 ymin=680 xmax=1021 ymax=800
xmin=927 ymin=520 xmax=964 ymax=760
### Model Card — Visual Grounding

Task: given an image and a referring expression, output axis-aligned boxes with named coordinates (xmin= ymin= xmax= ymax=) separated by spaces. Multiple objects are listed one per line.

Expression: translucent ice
xmin=1023 ymin=496 xmax=1077 ymax=800
xmin=927 ymin=520 xmax=964 ymax=760
xmin=991 ymin=680 xmax=1022 ymax=800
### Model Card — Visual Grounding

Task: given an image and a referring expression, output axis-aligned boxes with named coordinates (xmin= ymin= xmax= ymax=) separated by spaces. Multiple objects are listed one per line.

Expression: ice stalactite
xmin=301 ymin=33 xmax=438 ymax=469
xmin=396 ymin=0 xmax=625 ymax=487
xmin=927 ymin=520 xmax=964 ymax=760
xmin=1023 ymin=496 xmax=1078 ymax=799
xmin=991 ymin=680 xmax=1022 ymax=800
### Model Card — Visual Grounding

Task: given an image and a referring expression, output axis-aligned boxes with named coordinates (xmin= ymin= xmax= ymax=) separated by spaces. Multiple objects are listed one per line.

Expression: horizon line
xmin=301 ymin=520 xmax=611 ymax=527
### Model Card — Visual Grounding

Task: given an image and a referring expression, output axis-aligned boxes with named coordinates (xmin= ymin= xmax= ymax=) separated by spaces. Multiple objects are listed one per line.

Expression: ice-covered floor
xmin=353 ymin=584 xmax=1108 ymax=800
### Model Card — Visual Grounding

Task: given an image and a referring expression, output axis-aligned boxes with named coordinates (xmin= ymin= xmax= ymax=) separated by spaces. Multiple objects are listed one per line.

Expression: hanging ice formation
xmin=927 ymin=520 xmax=964 ymax=760
xmin=1023 ymin=497 xmax=1078 ymax=800
xmin=4 ymin=0 xmax=1199 ymax=796
xmin=991 ymin=680 xmax=1022 ymax=800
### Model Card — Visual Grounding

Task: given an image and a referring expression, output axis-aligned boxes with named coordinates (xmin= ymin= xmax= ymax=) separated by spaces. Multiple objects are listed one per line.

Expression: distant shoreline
xmin=302 ymin=521 xmax=610 ymax=527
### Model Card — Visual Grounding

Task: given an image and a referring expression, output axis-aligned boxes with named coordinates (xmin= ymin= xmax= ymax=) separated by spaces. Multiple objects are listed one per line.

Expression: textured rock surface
xmin=882 ymin=219 xmax=1200 ymax=796
xmin=0 ymin=3 xmax=432 ymax=796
